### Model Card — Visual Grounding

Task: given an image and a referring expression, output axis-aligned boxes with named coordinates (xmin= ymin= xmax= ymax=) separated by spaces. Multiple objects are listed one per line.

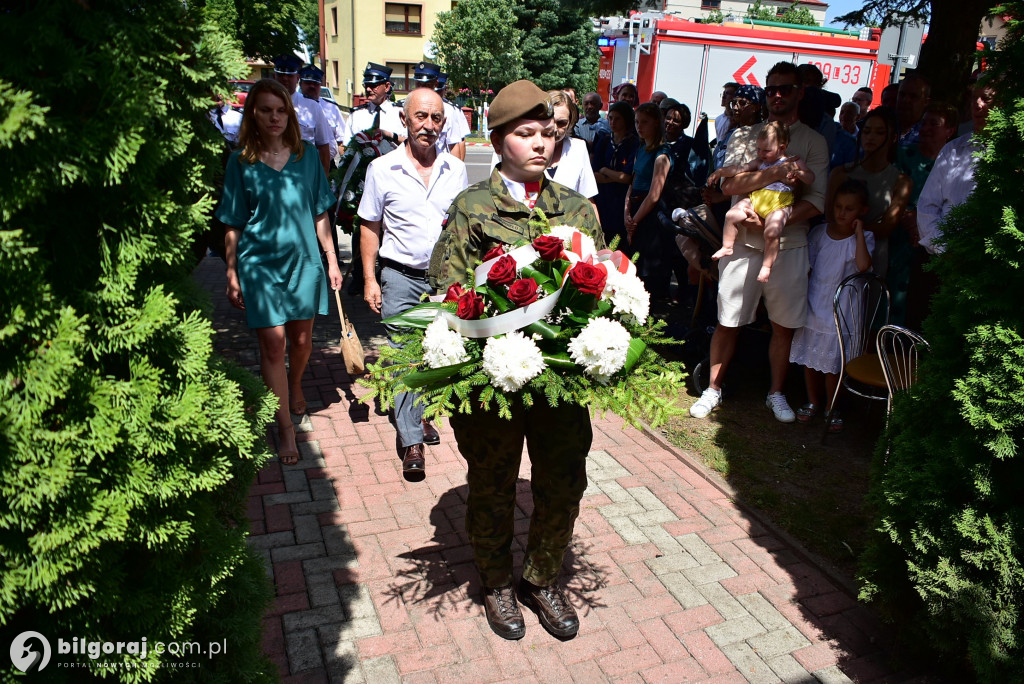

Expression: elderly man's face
xmin=401 ymin=89 xmax=445 ymax=152
xmin=582 ymin=94 xmax=601 ymax=122
xmin=364 ymin=80 xmax=390 ymax=105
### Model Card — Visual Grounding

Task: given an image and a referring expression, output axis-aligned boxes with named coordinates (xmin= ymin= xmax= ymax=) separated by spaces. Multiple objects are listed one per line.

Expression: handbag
xmin=334 ymin=289 xmax=366 ymax=376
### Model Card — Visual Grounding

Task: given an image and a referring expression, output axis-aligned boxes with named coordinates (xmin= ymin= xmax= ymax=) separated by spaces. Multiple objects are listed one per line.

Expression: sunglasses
xmin=765 ymin=85 xmax=799 ymax=97
xmin=729 ymin=98 xmax=755 ymax=109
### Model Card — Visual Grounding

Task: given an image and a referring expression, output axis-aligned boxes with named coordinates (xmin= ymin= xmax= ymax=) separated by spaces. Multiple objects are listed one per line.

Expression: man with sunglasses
xmin=343 ymin=63 xmax=405 ymax=149
xmin=690 ymin=61 xmax=828 ymax=424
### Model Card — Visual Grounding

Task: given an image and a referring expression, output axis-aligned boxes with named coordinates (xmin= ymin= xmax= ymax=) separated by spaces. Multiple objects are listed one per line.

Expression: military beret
xmin=488 ymin=79 xmax=553 ymax=132
xmin=272 ymin=54 xmax=303 ymax=75
xmin=413 ymin=62 xmax=441 ymax=83
xmin=363 ymin=62 xmax=392 ymax=85
xmin=299 ymin=65 xmax=324 ymax=82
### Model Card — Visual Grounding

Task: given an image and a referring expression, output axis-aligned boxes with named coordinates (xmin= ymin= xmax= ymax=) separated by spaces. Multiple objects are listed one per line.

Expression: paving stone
xmin=324 ymin=639 xmax=363 ymax=684
xmin=292 ymin=498 xmax=342 ymax=515
xmin=720 ymin=642 xmax=781 ymax=684
xmin=765 ymin=654 xmax=814 ymax=683
xmin=605 ymin=515 xmax=652 ymax=545
xmin=597 ymin=478 xmax=636 ymax=503
xmin=630 ymin=509 xmax=678 ymax=527
xmin=307 ymin=572 xmax=341 ymax=607
xmin=316 ymin=617 xmax=384 ymax=646
xmin=677 ymin=532 xmax=724 ymax=566
xmin=683 ymin=562 xmax=738 ymax=586
xmin=265 ymin=491 xmax=314 ymax=507
xmin=660 ymin=571 xmax=709 ymax=610
xmin=303 ymin=554 xmax=357 ymax=575
xmin=747 ymin=626 xmax=811 ymax=660
xmin=600 ymin=501 xmax=647 ymax=517
xmin=285 ymin=469 xmax=311 ymax=493
xmin=588 ymin=450 xmax=631 ymax=481
xmin=248 ymin=531 xmax=296 ymax=550
xmin=338 ymin=583 xmax=377 ymax=620
xmin=285 ymin=627 xmax=323 ymax=672
xmin=283 ymin=606 xmax=349 ymax=631
xmin=271 ymin=542 xmax=327 ymax=563
xmin=813 ymin=665 xmax=855 ymax=684
xmin=706 ymin=616 xmax=767 ymax=647
xmin=638 ymin=524 xmax=684 ymax=556
xmin=358 ymin=656 xmax=401 ymax=684
xmin=322 ymin=525 xmax=354 ymax=557
xmin=294 ymin=515 xmax=324 ymax=545
xmin=629 ymin=486 xmax=671 ymax=512
xmin=736 ymin=593 xmax=791 ymax=632
xmin=647 ymin=551 xmax=700 ymax=575
xmin=698 ymin=581 xmax=750 ymax=620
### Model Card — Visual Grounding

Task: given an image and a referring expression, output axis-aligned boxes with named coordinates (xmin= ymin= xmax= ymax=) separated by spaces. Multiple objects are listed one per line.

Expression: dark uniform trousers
xmin=450 ymin=401 xmax=592 ymax=589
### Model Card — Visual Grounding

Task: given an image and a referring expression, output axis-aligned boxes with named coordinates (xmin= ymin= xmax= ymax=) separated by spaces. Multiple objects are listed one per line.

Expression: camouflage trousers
xmin=450 ymin=401 xmax=592 ymax=589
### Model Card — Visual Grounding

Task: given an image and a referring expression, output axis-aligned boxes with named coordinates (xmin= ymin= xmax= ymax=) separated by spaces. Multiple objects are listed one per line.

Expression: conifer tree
xmin=858 ymin=4 xmax=1024 ymax=679
xmin=0 ymin=2 xmax=277 ymax=680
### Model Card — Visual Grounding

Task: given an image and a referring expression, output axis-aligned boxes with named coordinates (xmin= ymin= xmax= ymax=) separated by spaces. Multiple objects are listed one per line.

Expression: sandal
xmin=796 ymin=403 xmax=818 ymax=423
xmin=826 ymin=411 xmax=844 ymax=433
xmin=278 ymin=424 xmax=300 ymax=466
xmin=289 ymin=395 xmax=307 ymax=415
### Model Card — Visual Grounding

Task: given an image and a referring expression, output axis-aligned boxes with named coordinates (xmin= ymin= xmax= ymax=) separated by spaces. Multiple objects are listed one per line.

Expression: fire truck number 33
xmin=809 ymin=61 xmax=861 ymax=85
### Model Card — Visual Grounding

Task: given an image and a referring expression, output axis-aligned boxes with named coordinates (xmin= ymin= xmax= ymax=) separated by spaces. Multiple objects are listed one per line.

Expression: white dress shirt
xmin=438 ymin=100 xmax=470 ymax=153
xmin=574 ymin=117 xmax=610 ymax=146
xmin=318 ymin=97 xmax=346 ymax=159
xmin=291 ymin=91 xmax=333 ymax=150
xmin=357 ymin=145 xmax=469 ymax=269
xmin=343 ymin=100 xmax=404 ymax=146
xmin=209 ymin=104 xmax=242 ymax=144
xmin=916 ymin=132 xmax=981 ymax=255
xmin=490 ymin=136 xmax=598 ymax=199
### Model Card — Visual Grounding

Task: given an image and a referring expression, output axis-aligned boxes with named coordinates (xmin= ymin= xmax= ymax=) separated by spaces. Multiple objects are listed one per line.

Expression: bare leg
xmin=757 ymin=206 xmax=792 ymax=283
xmin=768 ymin=321 xmax=795 ymax=395
xmin=256 ymin=325 xmax=299 ymax=463
xmin=712 ymin=199 xmax=753 ymax=261
xmin=285 ymin=318 xmax=314 ymax=414
xmin=708 ymin=324 xmax=740 ymax=391
xmin=824 ymin=372 xmax=840 ymax=413
xmin=804 ymin=366 xmax=824 ymax=407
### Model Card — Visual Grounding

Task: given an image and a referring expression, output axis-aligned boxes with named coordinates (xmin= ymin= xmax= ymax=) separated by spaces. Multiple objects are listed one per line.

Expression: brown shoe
xmin=402 ymin=443 xmax=425 ymax=482
xmin=517 ymin=580 xmax=578 ymax=639
xmin=421 ymin=420 xmax=440 ymax=445
xmin=482 ymin=584 xmax=525 ymax=640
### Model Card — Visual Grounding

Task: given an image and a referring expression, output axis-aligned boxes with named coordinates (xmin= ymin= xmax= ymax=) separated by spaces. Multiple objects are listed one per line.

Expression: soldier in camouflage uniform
xmin=428 ymin=79 xmax=605 ymax=642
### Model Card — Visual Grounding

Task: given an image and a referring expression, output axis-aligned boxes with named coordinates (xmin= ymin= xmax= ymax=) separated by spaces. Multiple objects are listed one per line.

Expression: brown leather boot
xmin=421 ymin=420 xmax=440 ymax=445
xmin=401 ymin=443 xmax=425 ymax=482
xmin=482 ymin=584 xmax=525 ymax=640
xmin=517 ymin=580 xmax=578 ymax=639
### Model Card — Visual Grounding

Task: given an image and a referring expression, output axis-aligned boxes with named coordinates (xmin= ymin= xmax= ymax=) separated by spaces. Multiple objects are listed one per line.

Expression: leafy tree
xmin=198 ymin=0 xmax=303 ymax=59
xmin=432 ymin=0 xmax=527 ymax=110
xmin=515 ymin=0 xmax=600 ymax=94
xmin=704 ymin=9 xmax=726 ymax=23
xmin=0 ymin=1 xmax=276 ymax=680
xmin=834 ymin=0 xmax=995 ymax=102
xmin=746 ymin=0 xmax=779 ymax=21
xmin=779 ymin=2 xmax=818 ymax=25
xmin=295 ymin=0 xmax=321 ymax=61
xmin=858 ymin=5 xmax=1024 ymax=680
xmin=562 ymin=0 xmax=642 ymax=14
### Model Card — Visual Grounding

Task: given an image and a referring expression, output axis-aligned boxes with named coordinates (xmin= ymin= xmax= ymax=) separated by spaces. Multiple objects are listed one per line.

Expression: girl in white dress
xmin=789 ymin=179 xmax=874 ymax=432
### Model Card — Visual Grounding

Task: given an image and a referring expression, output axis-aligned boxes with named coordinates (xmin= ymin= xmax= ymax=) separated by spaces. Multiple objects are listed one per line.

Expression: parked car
xmin=227 ymin=79 xmax=255 ymax=110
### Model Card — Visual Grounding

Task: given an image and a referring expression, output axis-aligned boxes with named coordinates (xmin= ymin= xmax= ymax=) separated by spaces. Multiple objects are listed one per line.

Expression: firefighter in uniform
xmin=428 ymin=79 xmax=604 ymax=642
xmin=343 ymin=62 xmax=404 ymax=147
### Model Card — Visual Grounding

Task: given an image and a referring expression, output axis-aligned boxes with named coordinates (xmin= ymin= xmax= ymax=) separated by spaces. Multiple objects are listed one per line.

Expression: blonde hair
xmin=757 ymin=120 xmax=790 ymax=148
xmin=635 ymin=102 xmax=665 ymax=151
xmin=547 ymin=89 xmax=579 ymax=132
xmin=236 ymin=79 xmax=305 ymax=164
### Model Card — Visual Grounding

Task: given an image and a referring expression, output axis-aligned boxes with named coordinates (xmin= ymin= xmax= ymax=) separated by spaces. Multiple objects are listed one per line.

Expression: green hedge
xmin=858 ymin=7 xmax=1024 ymax=681
xmin=0 ymin=2 xmax=277 ymax=681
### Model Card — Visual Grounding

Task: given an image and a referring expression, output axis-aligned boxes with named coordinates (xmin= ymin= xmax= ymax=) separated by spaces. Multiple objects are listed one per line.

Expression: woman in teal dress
xmin=216 ymin=79 xmax=342 ymax=464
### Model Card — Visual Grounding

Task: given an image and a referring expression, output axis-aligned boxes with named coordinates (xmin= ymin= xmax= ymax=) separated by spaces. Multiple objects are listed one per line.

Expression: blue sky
xmin=823 ymin=0 xmax=867 ymax=27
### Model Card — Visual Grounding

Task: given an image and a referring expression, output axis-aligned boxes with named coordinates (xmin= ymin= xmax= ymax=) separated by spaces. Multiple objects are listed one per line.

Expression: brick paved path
xmin=194 ymin=253 xmax=915 ymax=684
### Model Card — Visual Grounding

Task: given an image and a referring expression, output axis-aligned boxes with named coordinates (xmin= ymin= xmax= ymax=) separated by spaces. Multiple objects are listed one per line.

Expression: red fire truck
xmin=597 ymin=14 xmax=890 ymax=134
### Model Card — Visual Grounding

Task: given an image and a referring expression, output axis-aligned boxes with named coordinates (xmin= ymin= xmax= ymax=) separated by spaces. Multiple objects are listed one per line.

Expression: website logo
xmin=10 ymin=631 xmax=51 ymax=673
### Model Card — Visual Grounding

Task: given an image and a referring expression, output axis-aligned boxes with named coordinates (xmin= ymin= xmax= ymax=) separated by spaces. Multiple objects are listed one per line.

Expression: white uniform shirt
xmin=318 ymin=97 xmax=346 ymax=160
xmin=438 ymin=100 xmax=470 ymax=153
xmin=490 ymin=136 xmax=598 ymax=199
xmin=574 ymin=117 xmax=610 ymax=146
xmin=715 ymin=112 xmax=731 ymax=143
xmin=344 ymin=100 xmax=404 ymax=146
xmin=917 ymin=132 xmax=981 ymax=255
xmin=357 ymin=145 xmax=469 ymax=270
xmin=291 ymin=91 xmax=333 ymax=149
xmin=209 ymin=104 xmax=242 ymax=144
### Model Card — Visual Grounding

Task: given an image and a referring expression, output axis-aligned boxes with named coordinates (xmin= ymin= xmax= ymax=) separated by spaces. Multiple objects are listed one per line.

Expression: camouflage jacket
xmin=428 ymin=167 xmax=604 ymax=291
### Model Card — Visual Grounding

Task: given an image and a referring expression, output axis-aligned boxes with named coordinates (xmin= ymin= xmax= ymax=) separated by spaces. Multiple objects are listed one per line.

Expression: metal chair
xmin=826 ymin=272 xmax=890 ymax=434
xmin=876 ymin=324 xmax=930 ymax=416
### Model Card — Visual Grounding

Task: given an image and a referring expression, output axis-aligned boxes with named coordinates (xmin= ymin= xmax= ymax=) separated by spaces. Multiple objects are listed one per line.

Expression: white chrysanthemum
xmin=567 ymin=317 xmax=632 ymax=384
xmin=547 ymin=224 xmax=597 ymax=260
xmin=343 ymin=190 xmax=355 ymax=202
xmin=482 ymin=331 xmax=546 ymax=392
xmin=422 ymin=317 xmax=470 ymax=368
xmin=602 ymin=269 xmax=650 ymax=326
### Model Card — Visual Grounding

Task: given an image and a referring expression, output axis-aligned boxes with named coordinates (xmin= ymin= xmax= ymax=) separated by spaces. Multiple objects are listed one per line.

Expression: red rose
xmin=532 ymin=235 xmax=566 ymax=261
xmin=507 ymin=278 xmax=539 ymax=307
xmin=456 ymin=290 xmax=485 ymax=320
xmin=443 ymin=283 xmax=466 ymax=303
xmin=568 ymin=262 xmax=607 ymax=297
xmin=487 ymin=254 xmax=517 ymax=287
xmin=483 ymin=244 xmax=506 ymax=262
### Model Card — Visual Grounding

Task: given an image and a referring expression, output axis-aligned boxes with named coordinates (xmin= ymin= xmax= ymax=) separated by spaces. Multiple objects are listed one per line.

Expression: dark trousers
xmin=450 ymin=401 xmax=592 ymax=588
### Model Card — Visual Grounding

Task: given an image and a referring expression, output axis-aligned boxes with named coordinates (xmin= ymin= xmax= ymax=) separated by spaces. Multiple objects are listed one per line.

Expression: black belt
xmin=380 ymin=257 xmax=428 ymax=280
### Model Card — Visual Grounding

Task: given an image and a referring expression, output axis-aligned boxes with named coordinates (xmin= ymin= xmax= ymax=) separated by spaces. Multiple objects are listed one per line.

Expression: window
xmin=332 ymin=61 xmax=339 ymax=89
xmin=700 ymin=0 xmax=721 ymax=8
xmin=385 ymin=3 xmax=421 ymax=35
xmin=386 ymin=62 xmax=416 ymax=92
xmin=331 ymin=7 xmax=338 ymax=35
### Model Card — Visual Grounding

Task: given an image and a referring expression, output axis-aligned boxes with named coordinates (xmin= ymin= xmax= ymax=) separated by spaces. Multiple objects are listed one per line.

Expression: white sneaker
xmin=765 ymin=392 xmax=796 ymax=423
xmin=690 ymin=388 xmax=722 ymax=418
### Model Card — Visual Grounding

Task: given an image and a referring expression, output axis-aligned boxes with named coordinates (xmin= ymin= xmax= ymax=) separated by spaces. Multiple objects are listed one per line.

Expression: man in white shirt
xmin=573 ymin=92 xmax=610 ymax=149
xmin=434 ymin=71 xmax=472 ymax=159
xmin=272 ymin=54 xmax=332 ymax=175
xmin=344 ymin=63 xmax=405 ymax=147
xmin=691 ymin=61 xmax=828 ymax=424
xmin=299 ymin=65 xmax=345 ymax=164
xmin=916 ymin=78 xmax=996 ymax=254
xmin=402 ymin=62 xmax=468 ymax=160
xmin=715 ymin=81 xmax=739 ymax=143
xmin=357 ymin=88 xmax=468 ymax=480
xmin=209 ymin=94 xmax=242 ymax=146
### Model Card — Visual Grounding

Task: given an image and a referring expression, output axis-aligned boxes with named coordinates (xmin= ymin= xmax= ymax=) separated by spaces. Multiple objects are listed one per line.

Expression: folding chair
xmin=825 ymin=272 xmax=890 ymax=438
xmin=876 ymin=324 xmax=930 ymax=416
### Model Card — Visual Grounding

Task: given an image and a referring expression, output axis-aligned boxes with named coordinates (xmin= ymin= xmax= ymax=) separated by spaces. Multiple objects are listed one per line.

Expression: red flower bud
xmin=443 ymin=283 xmax=466 ymax=303
xmin=507 ymin=278 xmax=540 ymax=307
xmin=532 ymin=235 xmax=566 ymax=261
xmin=487 ymin=254 xmax=517 ymax=287
xmin=456 ymin=290 xmax=485 ymax=320
xmin=568 ymin=261 xmax=607 ymax=297
xmin=483 ymin=244 xmax=506 ymax=262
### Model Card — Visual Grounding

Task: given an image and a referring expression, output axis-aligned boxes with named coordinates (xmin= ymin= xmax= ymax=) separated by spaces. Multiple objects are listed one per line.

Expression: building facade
xmin=660 ymin=0 xmax=827 ymax=26
xmin=320 ymin=0 xmax=455 ymax=107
